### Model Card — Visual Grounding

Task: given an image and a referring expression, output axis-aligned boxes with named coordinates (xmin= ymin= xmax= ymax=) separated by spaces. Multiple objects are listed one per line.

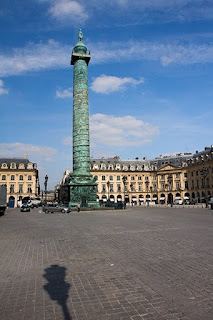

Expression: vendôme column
xmin=69 ymin=30 xmax=98 ymax=208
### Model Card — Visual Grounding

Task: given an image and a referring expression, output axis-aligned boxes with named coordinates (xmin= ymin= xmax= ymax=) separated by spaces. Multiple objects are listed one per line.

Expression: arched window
xmin=11 ymin=175 xmax=15 ymax=181
xmin=19 ymin=175 xmax=23 ymax=181
xmin=10 ymin=163 xmax=16 ymax=169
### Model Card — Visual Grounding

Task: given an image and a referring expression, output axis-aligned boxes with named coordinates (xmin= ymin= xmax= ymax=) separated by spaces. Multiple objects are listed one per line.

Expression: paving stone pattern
xmin=0 ymin=207 xmax=212 ymax=320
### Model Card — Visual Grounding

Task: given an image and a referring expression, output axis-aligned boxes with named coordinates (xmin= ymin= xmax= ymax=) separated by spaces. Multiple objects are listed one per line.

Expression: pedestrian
xmin=77 ymin=204 xmax=80 ymax=212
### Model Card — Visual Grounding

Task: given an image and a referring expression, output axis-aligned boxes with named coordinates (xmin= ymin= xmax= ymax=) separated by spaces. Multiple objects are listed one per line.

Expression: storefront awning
xmin=160 ymin=197 xmax=165 ymax=200
xmin=184 ymin=196 xmax=189 ymax=199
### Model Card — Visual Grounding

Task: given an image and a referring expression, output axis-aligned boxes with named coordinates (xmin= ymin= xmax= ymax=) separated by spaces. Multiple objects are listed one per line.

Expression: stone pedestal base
xmin=69 ymin=175 xmax=99 ymax=208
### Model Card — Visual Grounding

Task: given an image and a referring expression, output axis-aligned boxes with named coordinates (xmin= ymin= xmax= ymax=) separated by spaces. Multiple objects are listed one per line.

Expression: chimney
xmin=24 ymin=154 xmax=28 ymax=159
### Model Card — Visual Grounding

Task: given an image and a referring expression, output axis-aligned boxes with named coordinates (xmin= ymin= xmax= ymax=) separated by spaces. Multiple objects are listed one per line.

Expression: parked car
xmin=183 ymin=199 xmax=190 ymax=205
xmin=20 ymin=204 xmax=30 ymax=212
xmin=43 ymin=204 xmax=71 ymax=214
xmin=173 ymin=199 xmax=183 ymax=205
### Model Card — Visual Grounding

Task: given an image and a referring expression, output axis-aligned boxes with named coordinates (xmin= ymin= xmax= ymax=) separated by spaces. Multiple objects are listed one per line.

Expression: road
xmin=0 ymin=206 xmax=212 ymax=320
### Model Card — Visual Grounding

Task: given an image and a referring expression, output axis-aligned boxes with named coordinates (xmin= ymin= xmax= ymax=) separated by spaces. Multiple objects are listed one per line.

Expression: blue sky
xmin=0 ymin=0 xmax=213 ymax=189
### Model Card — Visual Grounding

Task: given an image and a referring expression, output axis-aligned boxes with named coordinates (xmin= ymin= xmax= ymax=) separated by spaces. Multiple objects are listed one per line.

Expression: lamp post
xmin=200 ymin=167 xmax=208 ymax=208
xmin=122 ymin=176 xmax=127 ymax=205
xmin=44 ymin=175 xmax=48 ymax=204
xmin=106 ymin=181 xmax=110 ymax=202
xmin=145 ymin=180 xmax=150 ymax=206
xmin=167 ymin=175 xmax=173 ymax=207
xmin=130 ymin=183 xmax=133 ymax=206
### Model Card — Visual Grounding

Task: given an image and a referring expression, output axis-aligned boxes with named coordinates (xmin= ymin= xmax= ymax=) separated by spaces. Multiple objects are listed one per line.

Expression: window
xmin=184 ymin=172 xmax=188 ymax=178
xmin=176 ymin=173 xmax=180 ymax=178
xmin=176 ymin=182 xmax=180 ymax=189
xmin=28 ymin=175 xmax=32 ymax=181
xmin=109 ymin=175 xmax=113 ymax=181
xmin=138 ymin=176 xmax=142 ymax=180
xmin=11 ymin=175 xmax=15 ymax=181
xmin=161 ymin=183 xmax=165 ymax=190
xmin=110 ymin=184 xmax=113 ymax=192
xmin=117 ymin=176 xmax=121 ymax=181
xmin=160 ymin=175 xmax=164 ymax=180
xmin=19 ymin=175 xmax=23 ymax=181
xmin=185 ymin=181 xmax=188 ymax=189
xmin=153 ymin=175 xmax=157 ymax=180
xmin=27 ymin=163 xmax=33 ymax=169
xmin=102 ymin=184 xmax=106 ymax=192
xmin=11 ymin=163 xmax=16 ymax=169
xmin=102 ymin=175 xmax=106 ymax=181
xmin=130 ymin=184 xmax=135 ymax=192
xmin=10 ymin=184 xmax=14 ymax=193
xmin=117 ymin=184 xmax=121 ymax=192
xmin=196 ymin=180 xmax=199 ymax=188
xmin=196 ymin=171 xmax=198 ymax=176
xmin=19 ymin=184 xmax=23 ymax=193
xmin=2 ymin=175 xmax=6 ymax=180
xmin=27 ymin=184 xmax=32 ymax=193
xmin=131 ymin=176 xmax=135 ymax=181
xmin=101 ymin=164 xmax=106 ymax=170
xmin=145 ymin=176 xmax=149 ymax=181
xmin=138 ymin=183 xmax=142 ymax=192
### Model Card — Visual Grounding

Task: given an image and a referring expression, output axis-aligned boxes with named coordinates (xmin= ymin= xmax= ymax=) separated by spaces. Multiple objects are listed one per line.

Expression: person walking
xmin=77 ymin=204 xmax=80 ymax=212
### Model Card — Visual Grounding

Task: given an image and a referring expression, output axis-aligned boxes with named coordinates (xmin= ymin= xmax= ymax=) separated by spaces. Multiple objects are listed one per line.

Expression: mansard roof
xmin=0 ymin=158 xmax=36 ymax=169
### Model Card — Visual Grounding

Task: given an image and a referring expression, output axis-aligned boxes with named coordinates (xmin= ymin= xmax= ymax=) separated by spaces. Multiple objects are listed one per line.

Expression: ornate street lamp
xmin=145 ymin=180 xmax=150 ymax=206
xmin=200 ymin=167 xmax=208 ymax=208
xmin=122 ymin=176 xmax=127 ymax=204
xmin=106 ymin=181 xmax=110 ymax=202
xmin=44 ymin=175 xmax=48 ymax=204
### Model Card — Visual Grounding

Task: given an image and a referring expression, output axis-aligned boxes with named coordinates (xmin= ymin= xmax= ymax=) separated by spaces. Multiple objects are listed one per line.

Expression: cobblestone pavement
xmin=0 ymin=207 xmax=212 ymax=320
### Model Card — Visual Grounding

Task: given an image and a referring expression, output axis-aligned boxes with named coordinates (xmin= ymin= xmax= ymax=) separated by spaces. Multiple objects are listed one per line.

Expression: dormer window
xmin=27 ymin=163 xmax=33 ymax=169
xmin=18 ymin=163 xmax=25 ymax=169
xmin=10 ymin=163 xmax=16 ymax=169
xmin=1 ymin=163 xmax=7 ymax=169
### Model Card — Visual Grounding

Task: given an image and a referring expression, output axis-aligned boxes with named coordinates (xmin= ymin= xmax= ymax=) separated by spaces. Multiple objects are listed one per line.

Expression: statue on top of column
xmin=78 ymin=29 xmax=83 ymax=41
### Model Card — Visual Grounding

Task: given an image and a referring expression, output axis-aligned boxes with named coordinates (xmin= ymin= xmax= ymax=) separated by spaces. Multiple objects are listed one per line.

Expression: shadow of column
xmin=43 ymin=264 xmax=72 ymax=320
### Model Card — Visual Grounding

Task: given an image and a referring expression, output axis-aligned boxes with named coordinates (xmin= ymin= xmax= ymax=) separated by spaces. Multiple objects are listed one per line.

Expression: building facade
xmin=0 ymin=155 xmax=39 ymax=208
xmin=57 ymin=145 xmax=213 ymax=205
xmin=187 ymin=147 xmax=213 ymax=203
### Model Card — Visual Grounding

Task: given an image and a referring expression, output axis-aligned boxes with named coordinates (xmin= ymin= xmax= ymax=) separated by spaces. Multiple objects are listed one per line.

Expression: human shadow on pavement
xmin=43 ymin=264 xmax=72 ymax=320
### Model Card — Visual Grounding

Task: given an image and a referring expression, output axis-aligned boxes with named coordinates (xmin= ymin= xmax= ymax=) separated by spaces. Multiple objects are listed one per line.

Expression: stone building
xmin=0 ymin=155 xmax=39 ymax=208
xmin=187 ymin=146 xmax=213 ymax=203
xmin=57 ymin=145 xmax=213 ymax=205
xmin=90 ymin=154 xmax=190 ymax=205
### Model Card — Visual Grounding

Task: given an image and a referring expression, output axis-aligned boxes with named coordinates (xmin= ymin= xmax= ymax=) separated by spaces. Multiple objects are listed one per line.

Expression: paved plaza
xmin=0 ymin=206 xmax=212 ymax=320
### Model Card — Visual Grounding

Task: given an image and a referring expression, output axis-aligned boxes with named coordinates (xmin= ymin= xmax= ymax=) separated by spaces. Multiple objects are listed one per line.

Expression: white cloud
xmin=0 ymin=39 xmax=70 ymax=77
xmin=91 ymin=75 xmax=144 ymax=94
xmin=56 ymin=87 xmax=72 ymax=98
xmin=0 ymin=143 xmax=57 ymax=162
xmin=48 ymin=0 xmax=88 ymax=22
xmin=0 ymin=79 xmax=8 ymax=95
xmin=1 ymin=38 xmax=213 ymax=77
xmin=63 ymin=113 xmax=158 ymax=149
